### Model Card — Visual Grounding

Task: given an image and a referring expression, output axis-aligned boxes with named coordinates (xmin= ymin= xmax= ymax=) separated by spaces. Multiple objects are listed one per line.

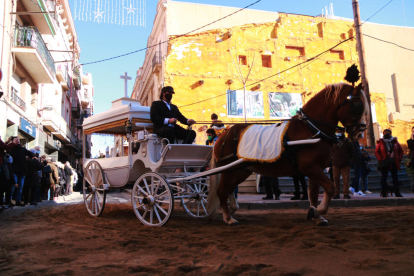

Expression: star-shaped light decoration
xmin=94 ymin=9 xmax=105 ymax=20
xmin=124 ymin=4 xmax=136 ymax=14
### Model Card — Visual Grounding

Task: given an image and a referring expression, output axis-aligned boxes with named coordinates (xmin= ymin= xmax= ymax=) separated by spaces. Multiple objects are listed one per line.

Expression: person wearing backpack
xmin=0 ymin=154 xmax=16 ymax=210
xmin=375 ymin=129 xmax=403 ymax=197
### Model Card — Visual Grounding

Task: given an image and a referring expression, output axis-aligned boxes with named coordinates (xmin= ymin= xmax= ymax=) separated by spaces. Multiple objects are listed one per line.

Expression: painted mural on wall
xmin=269 ymin=92 xmax=302 ymax=119
xmin=227 ymin=90 xmax=264 ymax=118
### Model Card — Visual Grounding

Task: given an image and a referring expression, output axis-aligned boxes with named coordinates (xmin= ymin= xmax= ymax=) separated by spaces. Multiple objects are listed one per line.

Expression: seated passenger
xmin=205 ymin=128 xmax=218 ymax=146
xmin=150 ymin=86 xmax=196 ymax=144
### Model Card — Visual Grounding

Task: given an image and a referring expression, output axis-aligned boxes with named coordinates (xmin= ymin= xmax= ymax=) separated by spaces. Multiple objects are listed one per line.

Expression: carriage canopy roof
xmin=83 ymin=98 xmax=152 ymax=135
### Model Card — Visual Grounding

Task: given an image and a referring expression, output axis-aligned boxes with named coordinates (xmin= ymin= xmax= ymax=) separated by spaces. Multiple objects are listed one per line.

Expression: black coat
xmin=64 ymin=166 xmax=73 ymax=183
xmin=0 ymin=162 xmax=15 ymax=187
xmin=25 ymin=158 xmax=43 ymax=188
xmin=58 ymin=167 xmax=66 ymax=185
xmin=150 ymin=101 xmax=189 ymax=133
xmin=8 ymin=144 xmax=34 ymax=176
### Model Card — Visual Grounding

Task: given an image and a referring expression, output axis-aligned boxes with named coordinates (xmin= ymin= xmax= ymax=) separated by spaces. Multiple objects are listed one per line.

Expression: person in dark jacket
xmin=408 ymin=126 xmax=414 ymax=194
xmin=360 ymin=144 xmax=372 ymax=194
xmin=150 ymin=86 xmax=196 ymax=144
xmin=57 ymin=163 xmax=66 ymax=197
xmin=64 ymin=162 xmax=73 ymax=196
xmin=23 ymin=150 xmax=43 ymax=205
xmin=350 ymin=141 xmax=364 ymax=195
xmin=375 ymin=129 xmax=404 ymax=197
xmin=47 ymin=158 xmax=59 ymax=200
xmin=41 ymin=160 xmax=52 ymax=200
xmin=0 ymin=154 xmax=16 ymax=210
xmin=332 ymin=130 xmax=354 ymax=199
xmin=7 ymin=137 xmax=34 ymax=206
xmin=77 ymin=169 xmax=84 ymax=194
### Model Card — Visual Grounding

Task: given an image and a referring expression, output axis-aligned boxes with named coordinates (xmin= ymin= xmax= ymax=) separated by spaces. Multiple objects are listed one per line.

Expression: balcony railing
xmin=152 ymin=51 xmax=162 ymax=72
xmin=76 ymin=119 xmax=83 ymax=128
xmin=11 ymin=89 xmax=27 ymax=111
xmin=14 ymin=26 xmax=56 ymax=77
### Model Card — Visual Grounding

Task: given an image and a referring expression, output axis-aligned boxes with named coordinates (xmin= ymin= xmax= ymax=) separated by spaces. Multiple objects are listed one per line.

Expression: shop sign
xmin=20 ymin=118 xmax=36 ymax=138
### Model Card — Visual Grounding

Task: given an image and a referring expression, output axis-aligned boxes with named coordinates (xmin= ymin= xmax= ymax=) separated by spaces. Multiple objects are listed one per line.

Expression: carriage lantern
xmin=125 ymin=120 xmax=132 ymax=138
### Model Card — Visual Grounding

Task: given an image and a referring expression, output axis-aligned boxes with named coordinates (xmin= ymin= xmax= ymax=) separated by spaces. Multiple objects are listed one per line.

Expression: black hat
xmin=161 ymin=86 xmax=175 ymax=94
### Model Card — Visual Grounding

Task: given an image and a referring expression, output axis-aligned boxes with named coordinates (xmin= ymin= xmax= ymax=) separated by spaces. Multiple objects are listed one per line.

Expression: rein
xmin=295 ymin=109 xmax=340 ymax=144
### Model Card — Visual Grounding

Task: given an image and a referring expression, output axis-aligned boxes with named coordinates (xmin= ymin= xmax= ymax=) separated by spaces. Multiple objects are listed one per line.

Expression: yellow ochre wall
xmin=164 ymin=14 xmax=361 ymax=144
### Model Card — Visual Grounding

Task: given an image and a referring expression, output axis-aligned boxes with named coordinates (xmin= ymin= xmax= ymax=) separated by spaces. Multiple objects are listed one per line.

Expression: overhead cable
xmin=178 ymin=38 xmax=352 ymax=108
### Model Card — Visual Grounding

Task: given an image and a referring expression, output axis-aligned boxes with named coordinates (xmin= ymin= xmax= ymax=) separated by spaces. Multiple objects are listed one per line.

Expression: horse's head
xmin=335 ymin=83 xmax=368 ymax=142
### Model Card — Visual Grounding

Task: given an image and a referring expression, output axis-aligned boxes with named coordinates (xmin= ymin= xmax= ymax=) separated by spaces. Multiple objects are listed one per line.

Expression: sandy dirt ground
xmin=1 ymin=204 xmax=414 ymax=275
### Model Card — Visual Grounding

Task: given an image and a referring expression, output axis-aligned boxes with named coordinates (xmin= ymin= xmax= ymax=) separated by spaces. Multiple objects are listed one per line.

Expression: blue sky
xmin=69 ymin=0 xmax=414 ymax=115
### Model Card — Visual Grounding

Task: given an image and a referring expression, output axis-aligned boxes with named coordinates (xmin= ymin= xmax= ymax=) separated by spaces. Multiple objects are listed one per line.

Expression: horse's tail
xmin=207 ymin=156 xmax=221 ymax=215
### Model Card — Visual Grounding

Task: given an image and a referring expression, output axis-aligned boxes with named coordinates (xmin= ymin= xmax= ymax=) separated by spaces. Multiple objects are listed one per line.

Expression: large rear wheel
xmin=83 ymin=161 xmax=106 ymax=217
xmin=131 ymin=172 xmax=174 ymax=226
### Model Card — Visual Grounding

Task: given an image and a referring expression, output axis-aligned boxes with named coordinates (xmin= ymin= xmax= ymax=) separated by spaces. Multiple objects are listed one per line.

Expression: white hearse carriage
xmin=81 ymin=98 xmax=214 ymax=226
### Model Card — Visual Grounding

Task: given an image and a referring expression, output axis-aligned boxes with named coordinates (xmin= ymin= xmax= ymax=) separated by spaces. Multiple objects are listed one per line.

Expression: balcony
xmin=42 ymin=106 xmax=61 ymax=132
xmin=10 ymin=89 xmax=27 ymax=111
xmin=56 ymin=64 xmax=71 ymax=91
xmin=76 ymin=118 xmax=83 ymax=129
xmin=19 ymin=0 xmax=56 ymax=35
xmin=12 ymin=26 xmax=56 ymax=83
xmin=152 ymin=51 xmax=162 ymax=73
xmin=82 ymin=107 xmax=92 ymax=117
xmin=80 ymin=91 xmax=92 ymax=109
xmin=73 ymin=68 xmax=82 ymax=90
xmin=71 ymin=102 xmax=80 ymax=118
xmin=82 ymin=72 xmax=90 ymax=85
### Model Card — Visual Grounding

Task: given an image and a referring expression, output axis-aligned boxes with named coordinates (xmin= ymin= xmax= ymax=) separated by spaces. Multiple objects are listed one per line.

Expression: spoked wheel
xmin=83 ymin=161 xmax=106 ymax=217
xmin=132 ymin=172 xmax=174 ymax=226
xmin=181 ymin=180 xmax=210 ymax=219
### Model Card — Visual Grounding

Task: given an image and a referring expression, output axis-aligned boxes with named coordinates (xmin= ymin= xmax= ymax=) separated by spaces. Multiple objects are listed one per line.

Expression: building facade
xmin=132 ymin=0 xmax=413 ymax=147
xmin=361 ymin=23 xmax=414 ymax=147
xmin=131 ymin=1 xmax=359 ymax=144
xmin=0 ymin=0 xmax=93 ymax=169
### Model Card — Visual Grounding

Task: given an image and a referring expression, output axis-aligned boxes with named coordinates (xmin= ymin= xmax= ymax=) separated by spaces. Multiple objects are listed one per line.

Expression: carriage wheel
xmin=132 ymin=172 xmax=174 ymax=226
xmin=181 ymin=181 xmax=210 ymax=219
xmin=83 ymin=161 xmax=106 ymax=217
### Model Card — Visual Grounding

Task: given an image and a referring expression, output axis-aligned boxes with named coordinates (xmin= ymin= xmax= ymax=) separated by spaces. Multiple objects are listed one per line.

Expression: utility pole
xmin=352 ymin=0 xmax=375 ymax=147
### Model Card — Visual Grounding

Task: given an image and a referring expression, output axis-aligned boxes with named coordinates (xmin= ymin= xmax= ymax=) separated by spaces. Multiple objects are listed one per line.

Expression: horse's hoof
xmin=316 ymin=220 xmax=329 ymax=226
xmin=307 ymin=207 xmax=315 ymax=220
xmin=226 ymin=218 xmax=239 ymax=226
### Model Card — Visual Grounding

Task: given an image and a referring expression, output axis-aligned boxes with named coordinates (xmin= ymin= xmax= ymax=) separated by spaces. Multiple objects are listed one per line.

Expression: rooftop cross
xmin=120 ymin=72 xmax=132 ymax=98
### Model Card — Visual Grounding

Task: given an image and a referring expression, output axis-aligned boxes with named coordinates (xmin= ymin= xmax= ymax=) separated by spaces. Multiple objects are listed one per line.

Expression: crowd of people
xmin=0 ymin=136 xmax=83 ymax=211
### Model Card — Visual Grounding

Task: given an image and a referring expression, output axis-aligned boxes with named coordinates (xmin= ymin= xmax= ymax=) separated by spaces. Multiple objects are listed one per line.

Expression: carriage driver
xmin=150 ymin=86 xmax=197 ymax=144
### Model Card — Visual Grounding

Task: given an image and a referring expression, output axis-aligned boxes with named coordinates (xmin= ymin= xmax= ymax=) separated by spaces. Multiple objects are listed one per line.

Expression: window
xmin=238 ymin=55 xmax=247 ymax=65
xmin=285 ymin=46 xmax=305 ymax=56
xmin=261 ymin=55 xmax=272 ymax=68
xmin=329 ymin=50 xmax=345 ymax=60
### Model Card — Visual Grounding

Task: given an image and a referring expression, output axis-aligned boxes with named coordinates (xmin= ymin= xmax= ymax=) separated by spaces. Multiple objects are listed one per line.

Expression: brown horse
xmin=207 ymin=82 xmax=368 ymax=226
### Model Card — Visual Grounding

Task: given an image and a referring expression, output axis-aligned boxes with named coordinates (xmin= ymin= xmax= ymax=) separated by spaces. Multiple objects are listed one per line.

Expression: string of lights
xmin=80 ymin=0 xmax=261 ymax=66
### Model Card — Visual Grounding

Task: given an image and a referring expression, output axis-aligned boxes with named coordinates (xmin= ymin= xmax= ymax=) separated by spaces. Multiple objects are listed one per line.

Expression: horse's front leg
xmin=217 ymin=172 xmax=239 ymax=226
xmin=306 ymin=169 xmax=334 ymax=226
xmin=228 ymin=192 xmax=239 ymax=215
